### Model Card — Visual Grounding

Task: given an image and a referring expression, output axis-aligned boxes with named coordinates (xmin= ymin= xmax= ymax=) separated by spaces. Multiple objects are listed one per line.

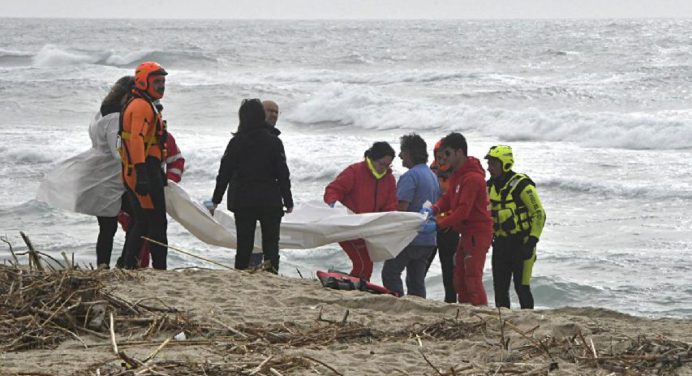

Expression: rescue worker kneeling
xmin=485 ymin=145 xmax=546 ymax=309
xmin=119 ymin=61 xmax=169 ymax=270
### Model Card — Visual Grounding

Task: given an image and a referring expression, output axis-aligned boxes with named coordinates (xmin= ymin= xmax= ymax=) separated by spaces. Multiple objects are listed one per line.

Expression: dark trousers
xmin=426 ymin=230 xmax=459 ymax=303
xmin=492 ymin=236 xmax=535 ymax=309
xmin=123 ymin=158 xmax=168 ymax=270
xmin=234 ymin=206 xmax=283 ymax=273
xmin=382 ymin=245 xmax=435 ymax=298
xmin=96 ymin=216 xmax=118 ymax=267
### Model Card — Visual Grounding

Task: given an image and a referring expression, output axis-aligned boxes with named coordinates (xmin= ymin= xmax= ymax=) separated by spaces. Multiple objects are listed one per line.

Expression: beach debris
xmin=0 ymin=235 xmax=193 ymax=352
xmin=1 ymin=234 xmax=689 ymax=376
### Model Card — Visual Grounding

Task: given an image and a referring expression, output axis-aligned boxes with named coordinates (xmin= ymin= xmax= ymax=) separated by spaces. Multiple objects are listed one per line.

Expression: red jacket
xmin=165 ymin=133 xmax=185 ymax=183
xmin=433 ymin=157 xmax=493 ymax=236
xmin=324 ymin=161 xmax=397 ymax=214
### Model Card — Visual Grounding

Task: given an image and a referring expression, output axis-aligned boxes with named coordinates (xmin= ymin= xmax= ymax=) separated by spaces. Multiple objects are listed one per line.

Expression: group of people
xmin=323 ymin=132 xmax=546 ymax=309
xmin=85 ymin=62 xmax=290 ymax=274
xmin=75 ymin=60 xmax=546 ymax=310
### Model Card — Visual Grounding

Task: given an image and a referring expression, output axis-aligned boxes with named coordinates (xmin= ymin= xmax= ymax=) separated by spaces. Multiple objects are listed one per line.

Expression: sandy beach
xmin=1 ymin=265 xmax=690 ymax=376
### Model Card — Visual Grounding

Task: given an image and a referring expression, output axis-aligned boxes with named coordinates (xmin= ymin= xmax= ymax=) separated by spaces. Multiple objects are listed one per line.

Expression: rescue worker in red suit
xmin=422 ymin=133 xmax=493 ymax=305
xmin=324 ymin=142 xmax=398 ymax=280
xmin=118 ymin=117 xmax=184 ymax=268
xmin=119 ymin=61 xmax=169 ymax=270
xmin=425 ymin=139 xmax=460 ymax=303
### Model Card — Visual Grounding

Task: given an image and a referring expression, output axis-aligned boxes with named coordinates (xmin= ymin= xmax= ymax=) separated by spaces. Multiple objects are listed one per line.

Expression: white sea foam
xmin=32 ymin=44 xmax=97 ymax=67
xmin=287 ymin=84 xmax=692 ymax=150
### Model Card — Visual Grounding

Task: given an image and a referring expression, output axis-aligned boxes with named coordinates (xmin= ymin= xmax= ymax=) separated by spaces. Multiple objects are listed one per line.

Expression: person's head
xmin=134 ymin=61 xmax=167 ymax=100
xmin=364 ymin=141 xmax=395 ymax=174
xmin=399 ymin=133 xmax=428 ymax=169
xmin=263 ymin=100 xmax=279 ymax=127
xmin=236 ymin=98 xmax=266 ymax=133
xmin=433 ymin=138 xmax=447 ymax=166
xmin=101 ymin=75 xmax=134 ymax=110
xmin=485 ymin=145 xmax=514 ymax=179
xmin=439 ymin=132 xmax=468 ymax=171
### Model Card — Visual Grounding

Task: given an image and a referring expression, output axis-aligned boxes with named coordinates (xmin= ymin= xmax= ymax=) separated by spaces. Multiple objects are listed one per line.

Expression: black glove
xmin=134 ymin=163 xmax=150 ymax=196
xmin=521 ymin=236 xmax=538 ymax=260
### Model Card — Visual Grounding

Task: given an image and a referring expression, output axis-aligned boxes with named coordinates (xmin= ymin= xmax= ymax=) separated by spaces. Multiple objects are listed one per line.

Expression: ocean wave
xmin=171 ymin=148 xmax=342 ymax=184
xmin=32 ymin=45 xmax=96 ymax=67
xmin=265 ymin=69 xmax=481 ymax=85
xmin=29 ymin=44 xmax=218 ymax=68
xmin=540 ymin=177 xmax=692 ymax=200
xmin=0 ymin=48 xmax=32 ymax=58
xmin=287 ymin=158 xmax=344 ymax=182
xmin=0 ymin=48 xmax=33 ymax=66
xmin=531 ymin=276 xmax=605 ymax=307
xmin=3 ymin=149 xmax=54 ymax=165
xmin=287 ymin=83 xmax=692 ymax=150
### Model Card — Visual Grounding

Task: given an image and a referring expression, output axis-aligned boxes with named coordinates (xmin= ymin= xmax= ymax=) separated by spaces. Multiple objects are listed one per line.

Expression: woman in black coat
xmin=211 ymin=98 xmax=293 ymax=273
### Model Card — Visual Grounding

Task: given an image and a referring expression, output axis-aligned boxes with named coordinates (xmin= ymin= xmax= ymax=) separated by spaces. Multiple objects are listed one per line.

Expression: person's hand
xmin=203 ymin=199 xmax=217 ymax=216
xmin=134 ymin=164 xmax=150 ymax=196
xmin=419 ymin=206 xmax=434 ymax=218
xmin=521 ymin=236 xmax=538 ymax=260
xmin=285 ymin=206 xmax=293 ymax=214
xmin=419 ymin=219 xmax=437 ymax=234
xmin=327 ymin=202 xmax=336 ymax=208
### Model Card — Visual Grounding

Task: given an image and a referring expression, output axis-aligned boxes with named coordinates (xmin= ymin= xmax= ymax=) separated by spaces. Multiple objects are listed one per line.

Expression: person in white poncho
xmin=36 ymin=76 xmax=134 ymax=268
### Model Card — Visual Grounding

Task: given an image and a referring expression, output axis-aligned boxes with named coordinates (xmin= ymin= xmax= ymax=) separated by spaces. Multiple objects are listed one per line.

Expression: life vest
xmin=316 ymin=270 xmax=400 ymax=297
xmin=118 ymin=89 xmax=167 ymax=176
xmin=488 ymin=173 xmax=535 ymax=238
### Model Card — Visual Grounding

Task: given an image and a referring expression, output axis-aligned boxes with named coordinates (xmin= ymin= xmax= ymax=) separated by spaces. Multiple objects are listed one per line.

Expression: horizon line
xmin=2 ymin=16 xmax=691 ymax=21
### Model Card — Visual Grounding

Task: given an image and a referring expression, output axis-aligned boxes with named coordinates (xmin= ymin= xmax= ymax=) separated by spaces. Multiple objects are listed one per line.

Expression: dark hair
xmin=400 ymin=133 xmax=428 ymax=164
xmin=364 ymin=141 xmax=395 ymax=160
xmin=101 ymin=75 xmax=134 ymax=110
xmin=236 ymin=98 xmax=266 ymax=134
xmin=441 ymin=132 xmax=468 ymax=156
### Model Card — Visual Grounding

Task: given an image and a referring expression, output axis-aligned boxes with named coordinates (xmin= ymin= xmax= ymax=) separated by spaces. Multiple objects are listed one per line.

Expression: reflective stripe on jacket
xmin=164 ymin=133 xmax=184 ymax=183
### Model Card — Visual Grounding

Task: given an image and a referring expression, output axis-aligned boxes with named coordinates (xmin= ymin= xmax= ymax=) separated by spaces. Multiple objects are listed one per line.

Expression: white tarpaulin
xmin=165 ymin=181 xmax=424 ymax=261
xmin=36 ymin=150 xmax=124 ymax=217
xmin=36 ymin=112 xmax=123 ymax=217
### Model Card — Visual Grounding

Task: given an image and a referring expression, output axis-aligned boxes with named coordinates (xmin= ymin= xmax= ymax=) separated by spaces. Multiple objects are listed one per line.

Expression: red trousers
xmin=454 ymin=231 xmax=492 ymax=306
xmin=339 ymin=239 xmax=373 ymax=281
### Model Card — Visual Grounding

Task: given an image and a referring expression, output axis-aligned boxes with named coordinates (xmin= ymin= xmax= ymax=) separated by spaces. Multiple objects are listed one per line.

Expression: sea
xmin=0 ymin=18 xmax=690 ymax=319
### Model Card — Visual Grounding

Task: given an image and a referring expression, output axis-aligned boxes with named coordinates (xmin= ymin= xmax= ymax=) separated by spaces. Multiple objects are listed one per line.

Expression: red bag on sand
xmin=316 ymin=270 xmax=400 ymax=297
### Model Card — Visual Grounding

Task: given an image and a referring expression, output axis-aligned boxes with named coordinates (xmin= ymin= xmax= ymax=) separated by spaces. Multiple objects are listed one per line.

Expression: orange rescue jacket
xmin=120 ymin=92 xmax=166 ymax=208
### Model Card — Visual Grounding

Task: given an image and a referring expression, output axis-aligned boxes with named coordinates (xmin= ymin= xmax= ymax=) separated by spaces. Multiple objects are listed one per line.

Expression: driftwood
xmin=2 ymin=233 xmax=690 ymax=376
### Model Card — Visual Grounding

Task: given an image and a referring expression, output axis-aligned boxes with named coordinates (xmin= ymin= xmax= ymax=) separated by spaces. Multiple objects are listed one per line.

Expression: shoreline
xmin=1 ymin=266 xmax=690 ymax=375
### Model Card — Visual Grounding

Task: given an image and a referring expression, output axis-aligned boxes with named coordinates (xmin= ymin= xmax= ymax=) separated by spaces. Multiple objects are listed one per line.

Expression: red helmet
xmin=134 ymin=61 xmax=167 ymax=99
xmin=434 ymin=139 xmax=443 ymax=152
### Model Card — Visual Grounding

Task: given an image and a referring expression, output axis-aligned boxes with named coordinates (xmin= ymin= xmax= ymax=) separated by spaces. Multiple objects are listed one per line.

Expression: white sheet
xmin=164 ymin=181 xmax=424 ymax=261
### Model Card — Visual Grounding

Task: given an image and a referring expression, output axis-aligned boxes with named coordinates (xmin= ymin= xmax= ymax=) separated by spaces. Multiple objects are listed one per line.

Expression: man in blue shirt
xmin=381 ymin=134 xmax=441 ymax=298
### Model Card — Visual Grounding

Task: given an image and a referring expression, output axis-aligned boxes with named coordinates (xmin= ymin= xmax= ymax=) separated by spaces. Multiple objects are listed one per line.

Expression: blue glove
xmin=203 ymin=199 xmax=214 ymax=210
xmin=202 ymin=199 xmax=217 ymax=215
xmin=419 ymin=207 xmax=434 ymax=218
xmin=327 ymin=202 xmax=335 ymax=208
xmin=419 ymin=219 xmax=437 ymax=234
